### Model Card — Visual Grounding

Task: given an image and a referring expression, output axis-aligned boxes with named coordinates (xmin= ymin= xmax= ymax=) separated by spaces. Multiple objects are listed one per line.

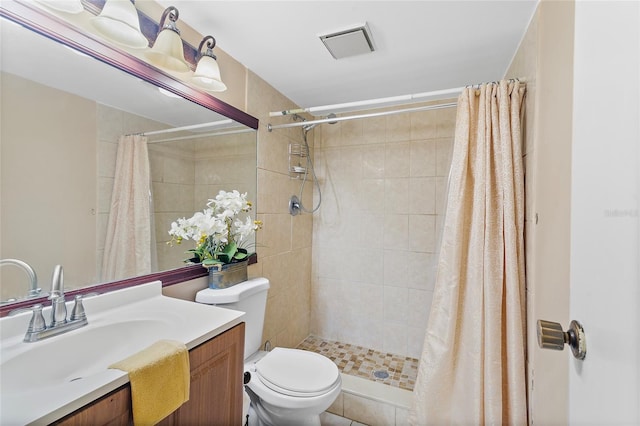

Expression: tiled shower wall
xmin=311 ymin=104 xmax=456 ymax=359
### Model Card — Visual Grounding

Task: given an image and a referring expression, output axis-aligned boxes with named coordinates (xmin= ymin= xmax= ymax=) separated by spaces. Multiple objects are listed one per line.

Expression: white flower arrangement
xmin=168 ymin=190 xmax=262 ymax=269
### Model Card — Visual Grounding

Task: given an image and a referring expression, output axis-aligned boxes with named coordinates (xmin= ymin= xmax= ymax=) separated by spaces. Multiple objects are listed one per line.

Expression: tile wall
xmin=311 ymin=103 xmax=456 ymax=359
xmin=245 ymin=70 xmax=315 ymax=349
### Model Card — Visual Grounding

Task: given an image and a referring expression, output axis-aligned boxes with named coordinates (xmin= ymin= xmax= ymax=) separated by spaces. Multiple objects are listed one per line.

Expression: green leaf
xmin=222 ymin=241 xmax=238 ymax=257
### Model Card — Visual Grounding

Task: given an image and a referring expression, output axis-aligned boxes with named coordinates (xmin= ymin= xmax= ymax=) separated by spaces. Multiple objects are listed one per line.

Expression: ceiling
xmin=156 ymin=1 xmax=539 ymax=112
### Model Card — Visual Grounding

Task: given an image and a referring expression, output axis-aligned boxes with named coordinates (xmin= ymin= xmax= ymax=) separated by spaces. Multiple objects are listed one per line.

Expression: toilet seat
xmin=253 ymin=348 xmax=340 ymax=397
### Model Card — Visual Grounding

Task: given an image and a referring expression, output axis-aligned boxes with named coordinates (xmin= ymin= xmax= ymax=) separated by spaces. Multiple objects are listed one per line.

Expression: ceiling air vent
xmin=319 ymin=23 xmax=375 ymax=59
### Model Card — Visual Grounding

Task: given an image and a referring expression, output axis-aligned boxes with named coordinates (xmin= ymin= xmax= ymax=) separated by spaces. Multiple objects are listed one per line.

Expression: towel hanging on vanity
xmin=109 ymin=339 xmax=190 ymax=425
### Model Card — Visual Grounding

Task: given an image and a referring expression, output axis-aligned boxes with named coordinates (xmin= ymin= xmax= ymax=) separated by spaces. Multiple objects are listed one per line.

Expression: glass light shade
xmin=192 ymin=55 xmax=227 ymax=92
xmin=91 ymin=0 xmax=148 ymax=49
xmin=33 ymin=0 xmax=84 ymax=14
xmin=145 ymin=28 xmax=190 ymax=73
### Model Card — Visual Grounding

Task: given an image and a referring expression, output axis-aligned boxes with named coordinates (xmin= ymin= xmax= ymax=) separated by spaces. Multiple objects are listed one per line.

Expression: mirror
xmin=0 ymin=1 xmax=258 ymax=310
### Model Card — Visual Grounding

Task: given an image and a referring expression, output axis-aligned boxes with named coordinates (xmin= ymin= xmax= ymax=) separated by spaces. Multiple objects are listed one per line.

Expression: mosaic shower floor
xmin=297 ymin=335 xmax=419 ymax=391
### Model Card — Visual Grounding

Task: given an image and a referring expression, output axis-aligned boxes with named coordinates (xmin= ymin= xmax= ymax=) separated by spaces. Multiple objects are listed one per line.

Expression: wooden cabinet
xmin=54 ymin=387 xmax=132 ymax=426
xmin=54 ymin=323 xmax=245 ymax=426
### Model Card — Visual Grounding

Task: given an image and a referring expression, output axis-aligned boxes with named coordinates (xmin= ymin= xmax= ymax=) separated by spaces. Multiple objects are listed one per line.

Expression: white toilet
xmin=195 ymin=277 xmax=341 ymax=426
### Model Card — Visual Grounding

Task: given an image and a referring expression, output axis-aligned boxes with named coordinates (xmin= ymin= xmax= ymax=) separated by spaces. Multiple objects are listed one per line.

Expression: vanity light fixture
xmin=191 ymin=35 xmax=227 ymax=92
xmin=145 ymin=6 xmax=190 ymax=73
xmin=90 ymin=0 xmax=148 ymax=49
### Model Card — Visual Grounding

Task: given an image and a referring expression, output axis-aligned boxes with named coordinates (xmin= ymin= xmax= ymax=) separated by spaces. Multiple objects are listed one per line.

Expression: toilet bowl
xmin=196 ymin=278 xmax=341 ymax=426
xmin=244 ymin=348 xmax=341 ymax=426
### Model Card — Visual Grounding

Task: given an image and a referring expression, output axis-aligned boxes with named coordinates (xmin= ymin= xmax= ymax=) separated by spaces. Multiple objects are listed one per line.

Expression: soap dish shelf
xmin=288 ymin=143 xmax=310 ymax=180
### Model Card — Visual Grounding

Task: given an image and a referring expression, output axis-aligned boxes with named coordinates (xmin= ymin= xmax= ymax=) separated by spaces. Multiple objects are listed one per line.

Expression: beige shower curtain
xmin=410 ymin=80 xmax=527 ymax=425
xmin=102 ymin=134 xmax=153 ymax=282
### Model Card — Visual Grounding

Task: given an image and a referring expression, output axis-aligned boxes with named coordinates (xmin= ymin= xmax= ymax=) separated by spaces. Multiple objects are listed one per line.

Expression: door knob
xmin=537 ymin=319 xmax=586 ymax=360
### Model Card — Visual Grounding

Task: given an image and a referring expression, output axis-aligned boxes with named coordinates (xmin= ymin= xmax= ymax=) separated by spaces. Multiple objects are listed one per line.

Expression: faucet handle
xmin=50 ymin=296 xmax=67 ymax=327
xmin=26 ymin=304 xmax=46 ymax=333
xmin=70 ymin=295 xmax=86 ymax=321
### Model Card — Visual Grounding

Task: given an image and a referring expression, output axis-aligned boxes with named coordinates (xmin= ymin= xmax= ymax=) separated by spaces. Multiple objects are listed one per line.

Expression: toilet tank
xmin=195 ymin=277 xmax=270 ymax=359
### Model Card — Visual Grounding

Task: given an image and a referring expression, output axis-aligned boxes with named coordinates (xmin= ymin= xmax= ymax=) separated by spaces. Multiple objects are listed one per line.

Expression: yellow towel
xmin=109 ymin=340 xmax=190 ymax=425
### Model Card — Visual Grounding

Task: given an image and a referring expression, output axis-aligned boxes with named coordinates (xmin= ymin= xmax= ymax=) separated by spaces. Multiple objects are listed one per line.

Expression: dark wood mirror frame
xmin=0 ymin=0 xmax=259 ymax=317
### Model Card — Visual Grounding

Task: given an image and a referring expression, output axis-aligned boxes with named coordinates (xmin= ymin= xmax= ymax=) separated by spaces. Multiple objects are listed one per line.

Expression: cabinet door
xmin=54 ymin=386 xmax=132 ymax=426
xmin=55 ymin=323 xmax=245 ymax=426
xmin=160 ymin=323 xmax=246 ymax=426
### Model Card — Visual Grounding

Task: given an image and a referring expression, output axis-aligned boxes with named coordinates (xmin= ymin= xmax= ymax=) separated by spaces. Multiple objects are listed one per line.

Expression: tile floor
xmin=297 ymin=335 xmax=419 ymax=392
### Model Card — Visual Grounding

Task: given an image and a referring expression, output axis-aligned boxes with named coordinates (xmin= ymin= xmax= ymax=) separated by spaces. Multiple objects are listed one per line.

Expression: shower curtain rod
xmin=139 ymin=119 xmax=234 ymax=136
xmin=269 ymin=85 xmax=466 ymax=117
xmin=147 ymin=127 xmax=254 ymax=143
xmin=267 ymin=101 xmax=457 ymax=131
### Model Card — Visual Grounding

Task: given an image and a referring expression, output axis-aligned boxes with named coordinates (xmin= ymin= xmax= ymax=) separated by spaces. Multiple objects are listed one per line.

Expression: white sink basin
xmin=2 ymin=318 xmax=171 ymax=395
xmin=0 ymin=281 xmax=244 ymax=425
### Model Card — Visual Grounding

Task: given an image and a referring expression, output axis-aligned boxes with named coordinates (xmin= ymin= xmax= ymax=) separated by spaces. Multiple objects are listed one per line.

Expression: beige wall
xmin=505 ymin=1 xmax=575 ymax=424
xmin=245 ymin=71 xmax=315 ymax=350
xmin=1 ymin=73 xmax=97 ymax=299
xmin=310 ymin=103 xmax=456 ymax=358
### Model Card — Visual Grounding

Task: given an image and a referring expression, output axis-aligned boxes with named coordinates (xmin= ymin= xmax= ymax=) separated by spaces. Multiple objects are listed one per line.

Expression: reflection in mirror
xmin=0 ymin=15 xmax=257 ymax=305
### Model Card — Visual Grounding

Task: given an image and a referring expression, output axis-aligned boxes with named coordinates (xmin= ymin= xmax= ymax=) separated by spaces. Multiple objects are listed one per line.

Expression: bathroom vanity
xmin=53 ymin=323 xmax=245 ymax=425
xmin=0 ymin=281 xmax=245 ymax=425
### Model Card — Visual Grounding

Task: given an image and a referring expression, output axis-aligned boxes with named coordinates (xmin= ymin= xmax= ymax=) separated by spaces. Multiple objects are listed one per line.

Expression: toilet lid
xmin=255 ymin=348 xmax=339 ymax=397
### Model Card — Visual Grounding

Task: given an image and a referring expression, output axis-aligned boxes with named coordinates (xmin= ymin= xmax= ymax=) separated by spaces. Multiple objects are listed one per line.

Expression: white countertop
xmin=0 ymin=281 xmax=244 ymax=425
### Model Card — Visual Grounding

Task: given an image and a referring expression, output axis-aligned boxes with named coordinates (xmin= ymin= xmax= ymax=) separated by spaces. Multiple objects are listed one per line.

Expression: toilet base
xmin=245 ymin=387 xmax=322 ymax=426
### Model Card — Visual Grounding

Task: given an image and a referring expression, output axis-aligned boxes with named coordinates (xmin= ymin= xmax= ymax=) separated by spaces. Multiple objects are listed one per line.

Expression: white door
xmin=569 ymin=1 xmax=639 ymax=424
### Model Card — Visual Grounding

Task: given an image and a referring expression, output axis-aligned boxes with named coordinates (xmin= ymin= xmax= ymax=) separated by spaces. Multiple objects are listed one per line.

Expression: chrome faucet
xmin=49 ymin=264 xmax=64 ymax=300
xmin=23 ymin=295 xmax=88 ymax=342
xmin=0 ymin=258 xmax=41 ymax=299
xmin=23 ymin=265 xmax=88 ymax=343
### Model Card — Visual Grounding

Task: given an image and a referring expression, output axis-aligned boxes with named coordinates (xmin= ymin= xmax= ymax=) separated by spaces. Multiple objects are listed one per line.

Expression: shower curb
xmin=340 ymin=373 xmax=412 ymax=408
